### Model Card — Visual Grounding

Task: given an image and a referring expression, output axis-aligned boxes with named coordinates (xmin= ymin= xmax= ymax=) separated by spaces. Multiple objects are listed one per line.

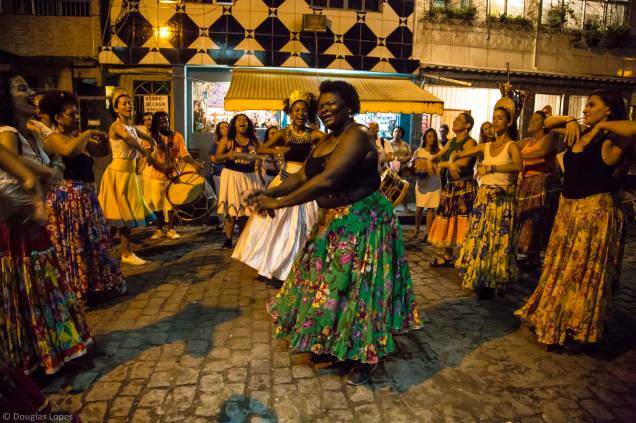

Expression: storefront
xmin=184 ymin=66 xmax=443 ymax=156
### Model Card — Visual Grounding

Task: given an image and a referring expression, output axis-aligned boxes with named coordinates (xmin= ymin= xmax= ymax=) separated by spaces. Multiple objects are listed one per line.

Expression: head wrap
xmin=111 ymin=87 xmax=130 ymax=110
xmin=494 ymin=81 xmax=526 ymax=121
xmin=287 ymin=90 xmax=312 ymax=108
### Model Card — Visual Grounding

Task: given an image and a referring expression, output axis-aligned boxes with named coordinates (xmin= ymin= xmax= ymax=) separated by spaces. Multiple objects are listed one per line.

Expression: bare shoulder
xmin=0 ymin=129 xmax=19 ymax=152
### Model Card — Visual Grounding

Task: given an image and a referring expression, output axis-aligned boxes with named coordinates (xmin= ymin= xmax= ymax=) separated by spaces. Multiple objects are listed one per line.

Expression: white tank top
xmin=480 ymin=141 xmax=515 ymax=186
xmin=110 ymin=124 xmax=139 ymax=159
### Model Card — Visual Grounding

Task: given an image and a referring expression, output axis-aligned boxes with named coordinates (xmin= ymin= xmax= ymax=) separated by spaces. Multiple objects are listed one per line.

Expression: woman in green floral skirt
xmin=247 ymin=80 xmax=421 ymax=385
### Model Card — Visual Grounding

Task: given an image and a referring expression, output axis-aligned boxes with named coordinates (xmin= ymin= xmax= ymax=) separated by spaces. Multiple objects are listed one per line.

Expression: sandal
xmin=430 ymin=257 xmax=453 ymax=267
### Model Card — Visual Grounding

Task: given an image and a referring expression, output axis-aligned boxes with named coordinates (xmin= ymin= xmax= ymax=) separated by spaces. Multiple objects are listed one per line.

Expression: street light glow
xmin=155 ymin=26 xmax=173 ymax=40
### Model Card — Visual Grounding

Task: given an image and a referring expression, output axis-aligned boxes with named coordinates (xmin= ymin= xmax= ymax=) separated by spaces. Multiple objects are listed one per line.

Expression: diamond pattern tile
xmin=165 ymin=12 xmax=200 ymax=49
xmin=102 ymin=0 xmax=419 ymax=73
xmin=386 ymin=26 xmax=413 ymax=59
xmin=115 ymin=11 xmax=153 ymax=47
xmin=208 ymin=15 xmax=246 ymax=50
xmin=255 ymin=17 xmax=291 ymax=51
xmin=343 ymin=23 xmax=377 ymax=56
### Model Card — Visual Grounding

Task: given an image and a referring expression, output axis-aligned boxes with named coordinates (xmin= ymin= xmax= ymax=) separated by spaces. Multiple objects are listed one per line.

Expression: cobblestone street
xmin=44 ymin=223 xmax=636 ymax=423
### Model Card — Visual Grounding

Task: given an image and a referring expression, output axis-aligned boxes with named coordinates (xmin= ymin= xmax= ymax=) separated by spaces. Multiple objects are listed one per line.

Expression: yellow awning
xmin=224 ymin=69 xmax=444 ymax=115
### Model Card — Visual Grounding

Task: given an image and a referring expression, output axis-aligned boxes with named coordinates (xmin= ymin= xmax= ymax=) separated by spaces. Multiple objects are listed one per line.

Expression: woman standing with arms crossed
xmin=233 ymin=90 xmax=321 ymax=283
xmin=410 ymin=128 xmax=441 ymax=240
xmin=515 ymin=90 xmax=631 ymax=348
xmin=40 ymin=90 xmax=126 ymax=301
xmin=448 ymin=98 xmax=523 ymax=299
xmin=99 ymin=88 xmax=160 ymax=265
xmin=248 ymin=81 xmax=421 ymax=385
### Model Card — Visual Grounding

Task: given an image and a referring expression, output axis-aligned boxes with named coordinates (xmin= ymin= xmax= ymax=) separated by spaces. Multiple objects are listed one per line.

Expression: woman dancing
xmin=515 ymin=89 xmax=631 ymax=348
xmin=0 ymin=72 xmax=92 ymax=374
xmin=99 ymin=88 xmax=159 ymax=265
xmin=449 ymin=95 xmax=523 ymax=299
xmin=248 ymin=81 xmax=421 ymax=385
xmin=427 ymin=113 xmax=478 ymax=267
xmin=232 ymin=90 xmax=321 ymax=282
xmin=515 ymin=110 xmax=560 ymax=267
xmin=40 ymin=90 xmax=126 ymax=301
xmin=213 ymin=114 xmax=263 ymax=248
xmin=410 ymin=128 xmax=441 ymax=240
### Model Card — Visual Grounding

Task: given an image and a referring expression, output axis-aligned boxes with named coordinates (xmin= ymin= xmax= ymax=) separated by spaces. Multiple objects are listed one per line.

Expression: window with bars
xmin=541 ymin=0 xmax=629 ymax=29
xmin=307 ymin=0 xmax=382 ymax=12
xmin=0 ymin=0 xmax=90 ymax=16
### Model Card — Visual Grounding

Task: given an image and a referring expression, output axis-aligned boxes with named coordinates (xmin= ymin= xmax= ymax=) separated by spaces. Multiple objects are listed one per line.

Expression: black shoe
xmin=221 ymin=238 xmax=232 ymax=249
xmin=346 ymin=363 xmax=378 ymax=385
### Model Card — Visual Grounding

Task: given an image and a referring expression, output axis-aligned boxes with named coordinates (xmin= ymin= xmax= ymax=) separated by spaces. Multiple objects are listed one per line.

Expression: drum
xmin=380 ymin=168 xmax=410 ymax=207
xmin=166 ymin=171 xmax=217 ymax=222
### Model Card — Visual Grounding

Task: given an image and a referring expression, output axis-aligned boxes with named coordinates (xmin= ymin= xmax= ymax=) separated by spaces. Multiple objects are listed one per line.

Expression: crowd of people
xmin=0 ymin=69 xmax=635 ymax=419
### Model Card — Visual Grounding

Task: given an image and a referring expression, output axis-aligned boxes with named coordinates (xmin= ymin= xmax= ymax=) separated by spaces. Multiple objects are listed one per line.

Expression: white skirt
xmin=415 ymin=175 xmax=442 ymax=209
xmin=217 ymin=168 xmax=263 ymax=217
xmin=232 ymin=163 xmax=318 ymax=280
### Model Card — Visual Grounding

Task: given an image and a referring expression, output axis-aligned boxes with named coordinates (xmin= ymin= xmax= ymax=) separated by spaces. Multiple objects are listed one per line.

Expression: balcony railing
xmin=0 ymin=0 xmax=91 ymax=16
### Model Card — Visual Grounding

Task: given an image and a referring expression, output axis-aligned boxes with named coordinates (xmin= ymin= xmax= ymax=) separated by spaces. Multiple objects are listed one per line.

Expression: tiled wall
xmin=414 ymin=0 xmax=636 ymax=78
xmin=99 ymin=0 xmax=420 ymax=73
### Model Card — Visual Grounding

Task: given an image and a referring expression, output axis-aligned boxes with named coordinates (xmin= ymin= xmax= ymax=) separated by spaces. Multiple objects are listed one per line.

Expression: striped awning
xmin=224 ymin=69 xmax=444 ymax=115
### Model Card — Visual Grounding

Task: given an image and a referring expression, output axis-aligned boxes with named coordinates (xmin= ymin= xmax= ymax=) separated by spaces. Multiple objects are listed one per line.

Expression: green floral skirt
xmin=266 ymin=191 xmax=421 ymax=364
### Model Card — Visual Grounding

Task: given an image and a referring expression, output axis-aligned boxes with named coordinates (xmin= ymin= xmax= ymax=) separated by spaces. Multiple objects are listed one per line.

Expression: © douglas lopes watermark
xmin=2 ymin=413 xmax=74 ymax=422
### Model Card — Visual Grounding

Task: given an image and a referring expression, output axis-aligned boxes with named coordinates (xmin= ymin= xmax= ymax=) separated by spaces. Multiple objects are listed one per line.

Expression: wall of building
xmin=414 ymin=0 xmax=636 ymax=78
xmin=0 ymin=1 xmax=101 ymax=59
xmin=100 ymin=0 xmax=420 ymax=74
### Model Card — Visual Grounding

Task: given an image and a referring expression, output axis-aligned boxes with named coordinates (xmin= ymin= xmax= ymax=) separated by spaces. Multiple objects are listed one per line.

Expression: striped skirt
xmin=427 ymin=178 xmax=477 ymax=249
xmin=515 ymin=173 xmax=561 ymax=254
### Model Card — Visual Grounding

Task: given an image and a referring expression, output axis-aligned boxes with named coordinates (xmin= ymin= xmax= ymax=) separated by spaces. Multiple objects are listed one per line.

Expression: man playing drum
xmin=145 ymin=111 xmax=202 ymax=240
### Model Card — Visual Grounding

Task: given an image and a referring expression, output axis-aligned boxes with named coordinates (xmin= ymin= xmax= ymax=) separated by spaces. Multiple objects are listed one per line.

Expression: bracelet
xmin=565 ymin=119 xmax=578 ymax=125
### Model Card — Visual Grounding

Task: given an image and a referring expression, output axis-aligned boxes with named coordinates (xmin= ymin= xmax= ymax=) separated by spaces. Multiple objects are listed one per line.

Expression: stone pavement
xmin=43 ymin=223 xmax=636 ymax=423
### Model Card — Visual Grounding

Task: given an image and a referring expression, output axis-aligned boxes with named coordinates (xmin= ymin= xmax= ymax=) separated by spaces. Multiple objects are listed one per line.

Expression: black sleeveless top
xmin=225 ymin=138 xmax=257 ymax=173
xmin=563 ymin=132 xmax=617 ymax=199
xmin=284 ymin=128 xmax=313 ymax=163
xmin=441 ymin=136 xmax=476 ymax=180
xmin=63 ymin=154 xmax=94 ymax=183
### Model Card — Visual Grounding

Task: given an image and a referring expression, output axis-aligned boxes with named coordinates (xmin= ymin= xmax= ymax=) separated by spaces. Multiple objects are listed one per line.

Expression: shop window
xmin=192 ymin=81 xmax=279 ymax=134
xmin=355 ymin=113 xmax=400 ymax=140
xmin=306 ymin=0 xmax=382 ymax=12
xmin=0 ymin=0 xmax=90 ymax=16
xmin=490 ymin=0 xmax=526 ymax=17
xmin=541 ymin=0 xmax=628 ymax=29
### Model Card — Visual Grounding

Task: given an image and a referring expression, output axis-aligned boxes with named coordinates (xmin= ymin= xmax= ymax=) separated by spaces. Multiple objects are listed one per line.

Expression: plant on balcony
xmin=603 ymin=22 xmax=631 ymax=49
xmin=498 ymin=14 xmax=534 ymax=30
xmin=546 ymin=2 xmax=575 ymax=29
xmin=426 ymin=6 xmax=477 ymax=24
xmin=583 ymin=19 xmax=602 ymax=47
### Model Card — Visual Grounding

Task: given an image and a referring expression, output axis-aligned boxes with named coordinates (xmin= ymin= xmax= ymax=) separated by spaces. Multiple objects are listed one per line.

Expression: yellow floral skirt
xmin=515 ymin=193 xmax=623 ymax=345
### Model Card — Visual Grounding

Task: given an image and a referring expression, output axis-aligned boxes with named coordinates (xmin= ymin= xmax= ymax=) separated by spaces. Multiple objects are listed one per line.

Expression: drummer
xmin=145 ymin=111 xmax=202 ymax=240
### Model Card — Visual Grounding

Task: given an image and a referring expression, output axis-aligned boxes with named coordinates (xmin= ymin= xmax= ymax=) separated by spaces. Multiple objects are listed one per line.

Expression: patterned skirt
xmin=515 ymin=173 xmax=561 ymax=254
xmin=98 ymin=158 xmax=154 ymax=228
xmin=456 ymin=185 xmax=518 ymax=290
xmin=514 ymin=193 xmax=623 ymax=345
xmin=0 ymin=222 xmax=92 ymax=374
xmin=266 ymin=191 xmax=421 ymax=364
xmin=47 ymin=180 xmax=126 ymax=300
xmin=217 ymin=168 xmax=263 ymax=217
xmin=427 ymin=178 xmax=477 ymax=249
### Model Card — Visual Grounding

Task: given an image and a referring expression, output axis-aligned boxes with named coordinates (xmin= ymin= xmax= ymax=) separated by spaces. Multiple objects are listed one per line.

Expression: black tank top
xmin=284 ymin=128 xmax=313 ymax=163
xmin=225 ymin=138 xmax=257 ymax=173
xmin=563 ymin=132 xmax=617 ymax=199
xmin=63 ymin=154 xmax=94 ymax=183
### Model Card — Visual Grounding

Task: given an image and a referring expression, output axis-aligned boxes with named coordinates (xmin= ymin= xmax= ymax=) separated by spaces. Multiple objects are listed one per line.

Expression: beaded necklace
xmin=286 ymin=126 xmax=312 ymax=144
